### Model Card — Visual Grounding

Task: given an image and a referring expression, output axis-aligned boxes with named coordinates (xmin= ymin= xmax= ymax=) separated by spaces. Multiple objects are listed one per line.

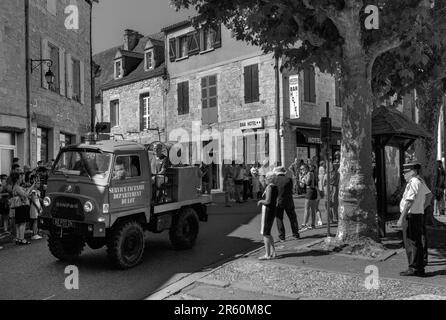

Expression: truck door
xmin=109 ymin=153 xmax=149 ymax=213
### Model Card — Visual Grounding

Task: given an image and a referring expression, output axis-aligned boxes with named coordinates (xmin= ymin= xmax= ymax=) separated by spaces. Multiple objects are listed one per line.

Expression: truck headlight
xmin=43 ymin=197 xmax=51 ymax=207
xmin=83 ymin=201 xmax=94 ymax=213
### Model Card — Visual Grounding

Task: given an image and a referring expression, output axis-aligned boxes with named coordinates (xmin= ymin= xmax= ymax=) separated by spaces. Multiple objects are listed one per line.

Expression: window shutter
xmin=184 ymin=81 xmax=189 ymax=114
xmin=80 ymin=60 xmax=85 ymax=104
xmin=310 ymin=66 xmax=316 ymax=103
xmin=244 ymin=66 xmax=252 ymax=103
xmin=177 ymin=82 xmax=183 ymax=114
xmin=59 ymin=48 xmax=65 ymax=96
xmin=213 ymin=24 xmax=222 ymax=48
xmin=252 ymin=64 xmax=259 ymax=102
xmin=169 ymin=38 xmax=176 ymax=62
xmin=110 ymin=101 xmax=116 ymax=127
xmin=188 ymin=32 xmax=200 ymax=56
xmin=139 ymin=96 xmax=144 ymax=131
xmin=41 ymin=38 xmax=49 ymax=89
xmin=66 ymin=53 xmax=73 ymax=98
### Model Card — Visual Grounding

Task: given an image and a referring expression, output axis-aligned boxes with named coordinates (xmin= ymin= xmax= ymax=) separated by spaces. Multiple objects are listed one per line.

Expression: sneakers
xmin=317 ymin=220 xmax=323 ymax=227
xmin=299 ymin=225 xmax=309 ymax=232
xmin=31 ymin=235 xmax=43 ymax=240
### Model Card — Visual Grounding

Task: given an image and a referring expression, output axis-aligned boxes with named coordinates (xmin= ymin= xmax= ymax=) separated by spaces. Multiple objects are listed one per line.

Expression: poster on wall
xmin=296 ymin=147 xmax=308 ymax=162
xmin=289 ymin=75 xmax=300 ymax=119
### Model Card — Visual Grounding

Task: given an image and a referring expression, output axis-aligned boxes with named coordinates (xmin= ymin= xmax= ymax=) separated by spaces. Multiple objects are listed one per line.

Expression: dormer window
xmin=145 ymin=49 xmax=154 ymax=70
xmin=114 ymin=59 xmax=123 ymax=79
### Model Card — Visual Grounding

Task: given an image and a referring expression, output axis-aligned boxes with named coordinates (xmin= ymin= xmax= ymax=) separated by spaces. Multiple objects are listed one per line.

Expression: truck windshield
xmin=53 ymin=150 xmax=112 ymax=179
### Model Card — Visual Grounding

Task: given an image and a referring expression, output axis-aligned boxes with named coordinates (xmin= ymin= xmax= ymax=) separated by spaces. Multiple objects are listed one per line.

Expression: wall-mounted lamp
xmin=30 ymin=59 xmax=54 ymax=85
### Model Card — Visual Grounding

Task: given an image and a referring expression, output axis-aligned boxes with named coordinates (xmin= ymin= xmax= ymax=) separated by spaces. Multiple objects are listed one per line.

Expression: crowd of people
xmin=0 ymin=158 xmax=53 ymax=248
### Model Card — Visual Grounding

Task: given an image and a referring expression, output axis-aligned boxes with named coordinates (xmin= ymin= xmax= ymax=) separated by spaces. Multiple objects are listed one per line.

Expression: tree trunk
xmin=414 ymin=83 xmax=444 ymax=226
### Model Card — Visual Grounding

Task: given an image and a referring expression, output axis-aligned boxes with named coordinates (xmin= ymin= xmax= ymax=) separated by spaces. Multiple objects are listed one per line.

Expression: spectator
xmin=250 ymin=164 xmax=261 ymax=200
xmin=434 ymin=160 xmax=445 ymax=216
xmin=13 ymin=157 xmax=20 ymax=166
xmin=29 ymin=175 xmax=43 ymax=240
xmin=257 ymin=172 xmax=278 ymax=260
xmin=10 ymin=171 xmax=35 ymax=245
xmin=222 ymin=161 xmax=234 ymax=207
xmin=233 ymin=163 xmax=244 ymax=203
xmin=0 ymin=174 xmax=10 ymax=234
xmin=200 ymin=163 xmax=209 ymax=194
xmin=242 ymin=164 xmax=250 ymax=201
xmin=258 ymin=159 xmax=269 ymax=193
xmin=313 ymin=164 xmax=323 ymax=227
xmin=288 ymin=158 xmax=300 ymax=194
xmin=300 ymin=164 xmax=318 ymax=231
xmin=328 ymin=160 xmax=340 ymax=223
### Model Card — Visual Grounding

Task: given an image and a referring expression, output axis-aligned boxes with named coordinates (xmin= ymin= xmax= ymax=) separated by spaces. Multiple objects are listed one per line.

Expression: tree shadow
xmin=277 ymin=249 xmax=331 ymax=259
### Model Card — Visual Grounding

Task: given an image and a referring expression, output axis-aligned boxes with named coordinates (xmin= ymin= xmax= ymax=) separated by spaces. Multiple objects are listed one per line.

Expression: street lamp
xmin=30 ymin=59 xmax=54 ymax=85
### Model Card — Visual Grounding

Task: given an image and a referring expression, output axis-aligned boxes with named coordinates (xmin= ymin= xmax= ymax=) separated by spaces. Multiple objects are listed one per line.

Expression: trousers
xmin=402 ymin=214 xmax=428 ymax=272
xmin=275 ymin=204 xmax=300 ymax=240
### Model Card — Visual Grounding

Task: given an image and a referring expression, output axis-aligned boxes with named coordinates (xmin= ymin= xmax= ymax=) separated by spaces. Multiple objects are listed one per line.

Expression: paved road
xmin=0 ymin=200 xmax=267 ymax=300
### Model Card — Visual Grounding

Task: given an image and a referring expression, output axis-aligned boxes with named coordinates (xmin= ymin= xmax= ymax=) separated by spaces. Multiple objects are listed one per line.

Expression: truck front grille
xmin=51 ymin=197 xmax=84 ymax=221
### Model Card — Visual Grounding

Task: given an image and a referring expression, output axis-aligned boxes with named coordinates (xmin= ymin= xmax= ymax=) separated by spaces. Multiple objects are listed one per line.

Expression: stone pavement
xmin=156 ymin=195 xmax=446 ymax=301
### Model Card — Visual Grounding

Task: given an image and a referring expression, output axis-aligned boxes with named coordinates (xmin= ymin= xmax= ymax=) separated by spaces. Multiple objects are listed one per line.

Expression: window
xmin=0 ymin=132 xmax=16 ymax=175
xmin=201 ymin=75 xmax=218 ymax=124
xmin=200 ymin=25 xmax=222 ymax=52
xmin=187 ymin=32 xmax=200 ymax=56
xmin=37 ymin=127 xmax=49 ymax=164
xmin=115 ymin=60 xmax=122 ymax=79
xmin=303 ymin=65 xmax=316 ymax=103
xmin=110 ymin=100 xmax=120 ymax=127
xmin=48 ymin=42 xmax=60 ymax=93
xmin=140 ymin=94 xmax=150 ymax=131
xmin=244 ymin=64 xmax=260 ymax=103
xmin=46 ymin=0 xmax=57 ymax=15
xmin=113 ymin=155 xmax=141 ymax=180
xmin=335 ymin=79 xmax=341 ymax=107
xmin=145 ymin=50 xmax=154 ymax=70
xmin=177 ymin=81 xmax=189 ymax=115
xmin=60 ymin=133 xmax=73 ymax=149
xmin=72 ymin=58 xmax=81 ymax=102
xmin=178 ymin=35 xmax=188 ymax=59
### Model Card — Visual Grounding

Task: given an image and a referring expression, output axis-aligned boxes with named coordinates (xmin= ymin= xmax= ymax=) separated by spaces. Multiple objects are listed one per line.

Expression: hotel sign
xmin=289 ymin=75 xmax=300 ymax=119
xmin=239 ymin=118 xmax=264 ymax=130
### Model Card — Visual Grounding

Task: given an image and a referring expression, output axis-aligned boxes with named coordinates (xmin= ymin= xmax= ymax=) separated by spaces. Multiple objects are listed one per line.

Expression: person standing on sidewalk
xmin=300 ymin=164 xmax=318 ymax=231
xmin=434 ymin=160 xmax=445 ymax=216
xmin=257 ymin=172 xmax=278 ymax=260
xmin=233 ymin=164 xmax=244 ymax=203
xmin=288 ymin=158 xmax=300 ymax=194
xmin=398 ymin=162 xmax=432 ymax=277
xmin=274 ymin=166 xmax=300 ymax=242
xmin=250 ymin=164 xmax=261 ymax=200
xmin=222 ymin=161 xmax=234 ymax=207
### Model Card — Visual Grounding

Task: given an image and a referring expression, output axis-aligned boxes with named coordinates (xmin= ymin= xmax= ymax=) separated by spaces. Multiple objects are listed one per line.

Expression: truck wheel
xmin=169 ymin=208 xmax=199 ymax=250
xmin=48 ymin=233 xmax=85 ymax=261
xmin=107 ymin=221 xmax=145 ymax=269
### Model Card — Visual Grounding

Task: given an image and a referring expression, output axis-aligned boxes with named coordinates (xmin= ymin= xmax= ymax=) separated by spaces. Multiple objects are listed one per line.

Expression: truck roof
xmin=63 ymin=140 xmax=147 ymax=153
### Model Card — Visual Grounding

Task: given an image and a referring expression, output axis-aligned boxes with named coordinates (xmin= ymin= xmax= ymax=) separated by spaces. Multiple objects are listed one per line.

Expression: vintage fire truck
xmin=39 ymin=140 xmax=210 ymax=269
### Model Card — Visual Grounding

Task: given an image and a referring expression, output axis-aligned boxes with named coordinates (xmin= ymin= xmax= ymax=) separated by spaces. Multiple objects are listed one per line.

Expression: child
xmin=29 ymin=177 xmax=43 ymax=240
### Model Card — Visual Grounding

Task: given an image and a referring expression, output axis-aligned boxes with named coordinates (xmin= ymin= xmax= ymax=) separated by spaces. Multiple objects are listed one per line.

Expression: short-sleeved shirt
xmin=400 ymin=176 xmax=431 ymax=214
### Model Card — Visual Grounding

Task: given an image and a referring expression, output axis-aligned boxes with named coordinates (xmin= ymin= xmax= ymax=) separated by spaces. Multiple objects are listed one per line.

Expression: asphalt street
xmin=0 ymin=199 xmax=282 ymax=300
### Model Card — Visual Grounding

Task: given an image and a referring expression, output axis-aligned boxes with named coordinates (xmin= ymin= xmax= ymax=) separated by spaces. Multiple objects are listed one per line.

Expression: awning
xmin=297 ymin=128 xmax=342 ymax=146
xmin=0 ymin=126 xmax=26 ymax=133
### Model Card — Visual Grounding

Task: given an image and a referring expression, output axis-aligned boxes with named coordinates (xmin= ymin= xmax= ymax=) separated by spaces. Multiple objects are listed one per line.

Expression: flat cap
xmin=403 ymin=162 xmax=421 ymax=173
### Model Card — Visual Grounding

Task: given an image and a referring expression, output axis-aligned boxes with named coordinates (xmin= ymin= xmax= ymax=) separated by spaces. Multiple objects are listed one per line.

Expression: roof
xmin=372 ymin=106 xmax=431 ymax=139
xmin=93 ymin=32 xmax=165 ymax=96
xmin=65 ymin=140 xmax=146 ymax=153
xmin=161 ymin=19 xmax=192 ymax=33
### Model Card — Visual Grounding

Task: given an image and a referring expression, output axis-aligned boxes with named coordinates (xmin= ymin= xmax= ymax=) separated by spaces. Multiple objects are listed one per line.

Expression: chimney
xmin=124 ymin=29 xmax=143 ymax=51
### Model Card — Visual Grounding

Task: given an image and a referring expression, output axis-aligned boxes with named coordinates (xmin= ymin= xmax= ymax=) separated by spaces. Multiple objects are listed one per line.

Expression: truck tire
xmin=169 ymin=208 xmax=199 ymax=250
xmin=107 ymin=220 xmax=145 ymax=269
xmin=48 ymin=233 xmax=85 ymax=261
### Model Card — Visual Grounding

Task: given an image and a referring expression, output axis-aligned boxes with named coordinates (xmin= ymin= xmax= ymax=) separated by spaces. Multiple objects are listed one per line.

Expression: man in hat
xmin=274 ymin=166 xmax=300 ymax=241
xmin=398 ymin=162 xmax=432 ymax=277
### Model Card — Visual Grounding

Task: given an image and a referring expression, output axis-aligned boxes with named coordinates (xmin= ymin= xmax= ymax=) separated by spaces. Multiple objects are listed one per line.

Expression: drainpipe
xmin=274 ymin=52 xmax=282 ymax=166
xmin=89 ymin=0 xmax=95 ymax=132
xmin=25 ymin=0 xmax=32 ymax=166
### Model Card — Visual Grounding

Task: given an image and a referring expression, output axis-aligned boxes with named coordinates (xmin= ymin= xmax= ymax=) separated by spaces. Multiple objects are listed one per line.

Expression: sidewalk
xmin=155 ymin=198 xmax=446 ymax=301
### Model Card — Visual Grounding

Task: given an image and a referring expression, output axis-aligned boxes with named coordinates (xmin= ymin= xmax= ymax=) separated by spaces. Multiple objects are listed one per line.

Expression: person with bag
xmin=10 ymin=172 xmax=35 ymax=245
xmin=29 ymin=175 xmax=43 ymax=240
xmin=300 ymin=164 xmax=318 ymax=231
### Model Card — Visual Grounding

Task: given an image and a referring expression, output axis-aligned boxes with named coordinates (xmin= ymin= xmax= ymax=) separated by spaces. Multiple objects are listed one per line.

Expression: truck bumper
xmin=38 ymin=217 xmax=107 ymax=238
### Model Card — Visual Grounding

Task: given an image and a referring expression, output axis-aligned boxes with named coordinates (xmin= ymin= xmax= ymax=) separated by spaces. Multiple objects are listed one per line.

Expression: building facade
xmin=94 ymin=30 xmax=166 ymax=144
xmin=0 ymin=0 xmax=93 ymax=174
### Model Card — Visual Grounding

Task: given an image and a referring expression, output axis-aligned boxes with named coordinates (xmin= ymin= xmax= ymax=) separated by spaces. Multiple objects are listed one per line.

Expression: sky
xmin=92 ymin=0 xmax=195 ymax=54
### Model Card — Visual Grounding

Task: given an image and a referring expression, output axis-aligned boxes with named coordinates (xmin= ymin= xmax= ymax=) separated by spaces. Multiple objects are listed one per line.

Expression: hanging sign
xmin=289 ymin=75 xmax=300 ymax=119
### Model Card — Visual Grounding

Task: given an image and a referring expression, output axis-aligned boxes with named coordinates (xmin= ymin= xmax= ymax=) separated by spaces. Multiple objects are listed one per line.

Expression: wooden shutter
xmin=213 ymin=24 xmax=222 ymax=48
xmin=184 ymin=81 xmax=189 ymax=113
xmin=177 ymin=82 xmax=183 ymax=114
xmin=80 ymin=60 xmax=85 ymax=104
xmin=252 ymin=64 xmax=259 ymax=102
xmin=169 ymin=38 xmax=176 ymax=62
xmin=139 ymin=96 xmax=144 ymax=131
xmin=244 ymin=66 xmax=252 ymax=103
xmin=335 ymin=79 xmax=341 ymax=107
xmin=309 ymin=66 xmax=316 ymax=103
xmin=41 ymin=38 xmax=49 ymax=89
xmin=187 ymin=32 xmax=200 ymax=56
xmin=59 ymin=48 xmax=65 ymax=96
xmin=66 ymin=53 xmax=73 ymax=98
xmin=110 ymin=101 xmax=116 ymax=127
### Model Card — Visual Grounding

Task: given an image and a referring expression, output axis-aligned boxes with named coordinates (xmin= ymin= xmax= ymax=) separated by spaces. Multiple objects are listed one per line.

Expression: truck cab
xmin=39 ymin=140 xmax=210 ymax=269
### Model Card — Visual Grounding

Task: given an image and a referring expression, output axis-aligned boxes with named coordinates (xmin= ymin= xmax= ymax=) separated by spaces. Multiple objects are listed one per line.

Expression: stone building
xmin=0 ymin=0 xmax=94 ymax=173
xmin=162 ymin=20 xmax=342 ymax=190
xmin=94 ymin=30 xmax=166 ymax=144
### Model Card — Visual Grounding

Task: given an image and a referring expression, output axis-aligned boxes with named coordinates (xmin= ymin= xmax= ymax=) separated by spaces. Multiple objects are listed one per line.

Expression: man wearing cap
xmin=274 ymin=166 xmax=300 ymax=241
xmin=398 ymin=162 xmax=432 ymax=277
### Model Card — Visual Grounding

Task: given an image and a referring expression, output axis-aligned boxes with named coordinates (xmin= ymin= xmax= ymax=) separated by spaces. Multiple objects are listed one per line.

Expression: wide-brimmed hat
xmin=273 ymin=166 xmax=286 ymax=175
xmin=403 ymin=162 xmax=421 ymax=173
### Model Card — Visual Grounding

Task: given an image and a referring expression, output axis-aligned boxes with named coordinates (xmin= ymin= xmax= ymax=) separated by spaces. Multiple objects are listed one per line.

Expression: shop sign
xmin=289 ymin=75 xmax=300 ymax=119
xmin=239 ymin=118 xmax=264 ymax=130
